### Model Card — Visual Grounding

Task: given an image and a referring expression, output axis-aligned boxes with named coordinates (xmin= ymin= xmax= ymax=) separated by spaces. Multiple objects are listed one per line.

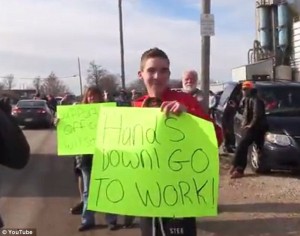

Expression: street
xmin=1 ymin=129 xmax=300 ymax=236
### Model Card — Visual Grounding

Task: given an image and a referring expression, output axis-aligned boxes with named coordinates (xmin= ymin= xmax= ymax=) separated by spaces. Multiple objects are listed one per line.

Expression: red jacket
xmin=132 ymin=89 xmax=223 ymax=146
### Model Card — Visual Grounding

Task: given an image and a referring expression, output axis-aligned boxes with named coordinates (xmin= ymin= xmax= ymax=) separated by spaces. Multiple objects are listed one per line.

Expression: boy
xmin=133 ymin=48 xmax=222 ymax=236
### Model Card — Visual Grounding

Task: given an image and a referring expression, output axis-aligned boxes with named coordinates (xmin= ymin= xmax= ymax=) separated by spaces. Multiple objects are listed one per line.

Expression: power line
xmin=0 ymin=75 xmax=78 ymax=80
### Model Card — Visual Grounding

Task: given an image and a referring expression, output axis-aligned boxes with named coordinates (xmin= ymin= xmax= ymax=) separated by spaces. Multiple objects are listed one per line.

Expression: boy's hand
xmin=161 ymin=101 xmax=187 ymax=116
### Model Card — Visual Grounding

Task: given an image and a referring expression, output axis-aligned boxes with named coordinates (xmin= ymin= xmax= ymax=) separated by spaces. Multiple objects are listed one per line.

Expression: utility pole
xmin=77 ymin=57 xmax=83 ymax=96
xmin=118 ymin=0 xmax=126 ymax=89
xmin=200 ymin=0 xmax=212 ymax=113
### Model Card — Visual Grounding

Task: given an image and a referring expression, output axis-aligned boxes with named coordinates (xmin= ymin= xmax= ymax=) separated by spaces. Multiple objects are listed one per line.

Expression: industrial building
xmin=232 ymin=0 xmax=300 ymax=82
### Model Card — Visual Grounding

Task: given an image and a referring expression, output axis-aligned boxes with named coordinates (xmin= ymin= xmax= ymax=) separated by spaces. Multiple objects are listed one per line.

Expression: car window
xmin=258 ymin=86 xmax=300 ymax=112
xmin=219 ymin=83 xmax=237 ymax=106
xmin=17 ymin=100 xmax=46 ymax=107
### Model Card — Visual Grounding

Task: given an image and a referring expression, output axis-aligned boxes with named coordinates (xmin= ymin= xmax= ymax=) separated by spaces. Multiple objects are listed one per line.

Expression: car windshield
xmin=17 ymin=100 xmax=45 ymax=107
xmin=258 ymin=86 xmax=300 ymax=113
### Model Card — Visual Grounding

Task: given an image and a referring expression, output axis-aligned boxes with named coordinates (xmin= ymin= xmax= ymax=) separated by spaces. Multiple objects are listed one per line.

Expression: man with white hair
xmin=181 ymin=70 xmax=204 ymax=107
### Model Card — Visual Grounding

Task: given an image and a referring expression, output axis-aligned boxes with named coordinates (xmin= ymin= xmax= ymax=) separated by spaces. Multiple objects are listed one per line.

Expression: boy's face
xmin=138 ymin=57 xmax=170 ymax=97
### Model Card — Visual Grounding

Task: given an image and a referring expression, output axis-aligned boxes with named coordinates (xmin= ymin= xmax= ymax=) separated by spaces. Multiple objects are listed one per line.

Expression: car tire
xmin=248 ymin=145 xmax=271 ymax=174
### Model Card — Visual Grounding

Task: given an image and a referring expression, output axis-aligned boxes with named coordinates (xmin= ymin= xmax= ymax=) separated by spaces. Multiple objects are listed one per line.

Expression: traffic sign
xmin=201 ymin=14 xmax=215 ymax=36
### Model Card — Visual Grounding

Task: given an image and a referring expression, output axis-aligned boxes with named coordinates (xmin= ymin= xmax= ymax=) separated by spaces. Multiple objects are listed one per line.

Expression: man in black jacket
xmin=230 ymin=81 xmax=268 ymax=178
xmin=0 ymin=97 xmax=30 ymax=228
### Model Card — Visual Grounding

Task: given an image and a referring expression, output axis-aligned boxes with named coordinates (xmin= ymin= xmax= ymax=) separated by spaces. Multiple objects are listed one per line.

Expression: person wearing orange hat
xmin=242 ymin=81 xmax=254 ymax=90
xmin=230 ymin=80 xmax=268 ymax=178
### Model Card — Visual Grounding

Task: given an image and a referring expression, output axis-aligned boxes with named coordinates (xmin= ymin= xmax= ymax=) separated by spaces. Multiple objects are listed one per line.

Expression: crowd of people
xmin=0 ymin=47 xmax=269 ymax=235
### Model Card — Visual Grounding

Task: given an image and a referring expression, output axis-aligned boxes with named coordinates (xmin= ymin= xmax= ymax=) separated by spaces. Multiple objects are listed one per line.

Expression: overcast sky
xmin=0 ymin=0 xmax=254 ymax=95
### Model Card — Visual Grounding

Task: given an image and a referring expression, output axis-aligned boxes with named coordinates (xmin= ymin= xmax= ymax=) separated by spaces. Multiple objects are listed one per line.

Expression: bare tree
xmin=33 ymin=77 xmax=41 ymax=92
xmin=86 ymin=61 xmax=107 ymax=86
xmin=40 ymin=72 xmax=69 ymax=96
xmin=2 ymin=74 xmax=15 ymax=90
xmin=127 ymin=79 xmax=146 ymax=93
xmin=86 ymin=61 xmax=120 ymax=94
xmin=0 ymin=82 xmax=4 ymax=90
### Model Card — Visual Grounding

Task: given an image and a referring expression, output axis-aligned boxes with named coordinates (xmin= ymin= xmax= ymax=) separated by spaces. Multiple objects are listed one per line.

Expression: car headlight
xmin=265 ymin=132 xmax=291 ymax=146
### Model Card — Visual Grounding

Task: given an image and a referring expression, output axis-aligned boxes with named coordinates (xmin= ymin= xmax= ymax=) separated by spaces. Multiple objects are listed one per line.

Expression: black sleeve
xmin=0 ymin=110 xmax=30 ymax=169
xmin=249 ymin=98 xmax=265 ymax=128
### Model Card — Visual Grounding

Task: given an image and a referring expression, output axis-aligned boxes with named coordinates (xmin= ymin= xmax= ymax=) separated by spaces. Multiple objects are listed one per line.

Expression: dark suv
xmin=214 ymin=80 xmax=300 ymax=173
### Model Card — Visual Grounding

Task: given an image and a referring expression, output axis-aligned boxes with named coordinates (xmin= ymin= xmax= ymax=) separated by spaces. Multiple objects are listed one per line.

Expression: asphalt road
xmin=0 ymin=128 xmax=142 ymax=236
xmin=1 ymin=129 xmax=300 ymax=236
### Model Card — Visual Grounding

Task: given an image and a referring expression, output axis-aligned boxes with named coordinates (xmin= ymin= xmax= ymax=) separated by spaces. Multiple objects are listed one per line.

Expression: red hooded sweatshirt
xmin=132 ymin=89 xmax=223 ymax=147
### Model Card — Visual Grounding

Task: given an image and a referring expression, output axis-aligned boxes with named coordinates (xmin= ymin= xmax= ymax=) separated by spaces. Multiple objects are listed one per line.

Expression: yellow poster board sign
xmin=88 ymin=107 xmax=219 ymax=217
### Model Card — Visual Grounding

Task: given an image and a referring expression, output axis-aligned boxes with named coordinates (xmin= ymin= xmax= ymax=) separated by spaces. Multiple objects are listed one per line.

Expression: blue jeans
xmin=81 ymin=166 xmax=118 ymax=226
xmin=81 ymin=166 xmax=95 ymax=226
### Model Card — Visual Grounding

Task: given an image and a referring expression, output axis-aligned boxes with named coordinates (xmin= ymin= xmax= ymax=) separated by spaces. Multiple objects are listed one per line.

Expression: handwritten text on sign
xmin=88 ymin=107 xmax=219 ymax=217
xmin=56 ymin=103 xmax=116 ymax=155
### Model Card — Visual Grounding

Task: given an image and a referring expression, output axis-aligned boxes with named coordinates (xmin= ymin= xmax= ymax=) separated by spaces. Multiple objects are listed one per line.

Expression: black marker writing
xmin=102 ymin=114 xmax=161 ymax=146
xmin=94 ymin=178 xmax=125 ymax=205
xmin=63 ymin=136 xmax=95 ymax=150
xmin=135 ymin=182 xmax=162 ymax=208
xmin=164 ymin=117 xmax=185 ymax=142
xmin=94 ymin=177 xmax=109 ymax=206
xmin=168 ymin=148 xmax=210 ymax=174
xmin=163 ymin=185 xmax=179 ymax=206
xmin=178 ymin=181 xmax=193 ymax=205
xmin=168 ymin=149 xmax=188 ymax=171
xmin=135 ymin=178 xmax=210 ymax=208
xmin=106 ymin=179 xmax=124 ymax=203
xmin=101 ymin=148 xmax=160 ymax=171
xmin=190 ymin=148 xmax=209 ymax=174
xmin=63 ymin=106 xmax=98 ymax=120
xmin=193 ymin=178 xmax=208 ymax=205
xmin=63 ymin=120 xmax=96 ymax=135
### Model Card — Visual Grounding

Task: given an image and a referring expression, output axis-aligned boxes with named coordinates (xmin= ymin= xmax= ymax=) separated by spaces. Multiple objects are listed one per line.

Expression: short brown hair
xmin=140 ymin=47 xmax=170 ymax=70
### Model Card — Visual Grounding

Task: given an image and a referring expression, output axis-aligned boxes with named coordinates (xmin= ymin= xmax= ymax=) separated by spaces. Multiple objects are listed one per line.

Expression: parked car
xmin=214 ymin=80 xmax=300 ymax=173
xmin=12 ymin=99 xmax=54 ymax=128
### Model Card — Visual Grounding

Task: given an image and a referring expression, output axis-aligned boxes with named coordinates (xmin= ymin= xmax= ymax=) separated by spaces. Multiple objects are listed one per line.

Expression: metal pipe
xmin=77 ymin=57 xmax=83 ymax=96
xmin=118 ymin=0 xmax=126 ymax=89
xmin=200 ymin=0 xmax=211 ymax=113
xmin=271 ymin=5 xmax=278 ymax=80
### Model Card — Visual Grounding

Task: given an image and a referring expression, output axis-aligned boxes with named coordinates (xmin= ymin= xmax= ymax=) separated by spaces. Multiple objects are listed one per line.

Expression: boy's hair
xmin=140 ymin=47 xmax=170 ymax=70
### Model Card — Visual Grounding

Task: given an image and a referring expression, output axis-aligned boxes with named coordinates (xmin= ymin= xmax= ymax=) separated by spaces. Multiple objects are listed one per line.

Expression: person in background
xmin=115 ymin=89 xmax=131 ymax=106
xmin=131 ymin=89 xmax=139 ymax=101
xmin=230 ymin=81 xmax=268 ymax=178
xmin=54 ymin=96 xmax=84 ymax=216
xmin=46 ymin=94 xmax=57 ymax=115
xmin=132 ymin=47 xmax=223 ymax=236
xmin=222 ymin=98 xmax=238 ymax=154
xmin=0 ymin=96 xmax=30 ymax=228
xmin=103 ymin=90 xmax=110 ymax=102
xmin=33 ymin=92 xmax=41 ymax=100
xmin=181 ymin=70 xmax=204 ymax=108
xmin=77 ymin=86 xmax=118 ymax=231
xmin=60 ymin=94 xmax=75 ymax=105
xmin=41 ymin=95 xmax=48 ymax=101
xmin=209 ymin=90 xmax=218 ymax=119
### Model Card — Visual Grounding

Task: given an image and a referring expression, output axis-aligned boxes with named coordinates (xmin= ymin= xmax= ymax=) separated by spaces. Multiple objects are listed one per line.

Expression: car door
xmin=214 ymin=82 xmax=238 ymax=127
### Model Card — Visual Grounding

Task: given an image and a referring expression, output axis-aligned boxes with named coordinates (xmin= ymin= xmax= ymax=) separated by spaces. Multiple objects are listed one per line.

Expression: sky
xmin=0 ymin=0 xmax=254 ymax=95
